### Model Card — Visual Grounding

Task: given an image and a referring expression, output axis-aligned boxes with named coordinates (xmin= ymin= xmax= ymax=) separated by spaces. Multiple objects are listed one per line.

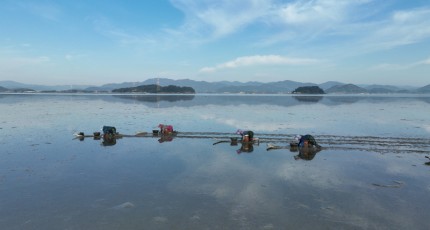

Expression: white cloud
xmin=169 ymin=1 xmax=430 ymax=56
xmin=278 ymin=0 xmax=357 ymax=25
xmin=360 ymin=8 xmax=430 ymax=51
xmin=200 ymin=55 xmax=318 ymax=73
xmin=170 ymin=0 xmax=272 ymax=39
xmin=93 ymin=16 xmax=156 ymax=47
xmin=0 ymin=56 xmax=51 ymax=74
xmin=65 ymin=53 xmax=87 ymax=61
xmin=8 ymin=56 xmax=50 ymax=65
xmin=65 ymin=54 xmax=73 ymax=61
xmin=371 ymin=57 xmax=430 ymax=71
xmin=170 ymin=0 xmax=375 ymax=40
xmin=17 ymin=2 xmax=62 ymax=21
xmin=370 ymin=63 xmax=410 ymax=71
xmin=269 ymin=1 xmax=387 ymax=46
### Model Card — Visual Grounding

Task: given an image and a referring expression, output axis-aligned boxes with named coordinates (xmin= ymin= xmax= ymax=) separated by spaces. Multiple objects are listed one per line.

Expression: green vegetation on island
xmin=292 ymin=86 xmax=325 ymax=94
xmin=112 ymin=84 xmax=196 ymax=94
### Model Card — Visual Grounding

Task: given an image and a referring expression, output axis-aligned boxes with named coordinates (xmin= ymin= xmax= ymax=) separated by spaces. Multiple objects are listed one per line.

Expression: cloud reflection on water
xmin=163 ymin=140 xmax=429 ymax=229
xmin=1 ymin=94 xmax=430 ymax=229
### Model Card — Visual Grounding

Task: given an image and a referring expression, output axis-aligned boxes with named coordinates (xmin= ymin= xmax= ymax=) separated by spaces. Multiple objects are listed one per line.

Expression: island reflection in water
xmin=0 ymin=94 xmax=429 ymax=229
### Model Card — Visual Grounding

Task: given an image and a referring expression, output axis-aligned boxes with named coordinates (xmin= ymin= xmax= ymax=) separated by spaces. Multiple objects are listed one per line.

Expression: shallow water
xmin=0 ymin=94 xmax=429 ymax=229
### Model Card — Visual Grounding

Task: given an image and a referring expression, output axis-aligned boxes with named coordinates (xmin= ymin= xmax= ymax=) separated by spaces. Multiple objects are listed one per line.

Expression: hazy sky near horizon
xmin=1 ymin=0 xmax=429 ymax=86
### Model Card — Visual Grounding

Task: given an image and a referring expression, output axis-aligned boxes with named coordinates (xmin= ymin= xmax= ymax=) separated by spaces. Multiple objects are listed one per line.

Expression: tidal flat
xmin=0 ymin=94 xmax=429 ymax=229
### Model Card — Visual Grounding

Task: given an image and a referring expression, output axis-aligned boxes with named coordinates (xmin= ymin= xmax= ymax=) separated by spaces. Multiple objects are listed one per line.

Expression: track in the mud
xmin=179 ymin=132 xmax=430 ymax=154
xmin=76 ymin=131 xmax=430 ymax=154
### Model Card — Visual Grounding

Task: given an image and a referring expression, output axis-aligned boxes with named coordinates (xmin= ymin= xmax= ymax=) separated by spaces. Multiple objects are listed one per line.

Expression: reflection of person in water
xmin=425 ymin=156 xmax=430 ymax=166
xmin=294 ymin=147 xmax=321 ymax=160
xmin=230 ymin=137 xmax=238 ymax=146
xmin=158 ymin=135 xmax=173 ymax=143
xmin=102 ymin=133 xmax=117 ymax=146
xmin=236 ymin=142 xmax=254 ymax=154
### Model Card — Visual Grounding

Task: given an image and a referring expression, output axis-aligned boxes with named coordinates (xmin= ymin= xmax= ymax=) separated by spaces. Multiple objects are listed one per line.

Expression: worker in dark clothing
xmin=294 ymin=134 xmax=321 ymax=148
xmin=236 ymin=129 xmax=254 ymax=142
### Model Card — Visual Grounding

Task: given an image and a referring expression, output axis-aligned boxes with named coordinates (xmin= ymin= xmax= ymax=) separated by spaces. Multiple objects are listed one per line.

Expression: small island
xmin=292 ymin=86 xmax=325 ymax=94
xmin=112 ymin=84 xmax=196 ymax=94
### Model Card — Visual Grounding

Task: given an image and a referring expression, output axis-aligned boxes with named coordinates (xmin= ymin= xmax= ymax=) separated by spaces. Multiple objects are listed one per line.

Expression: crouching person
xmin=236 ymin=129 xmax=254 ymax=142
xmin=158 ymin=124 xmax=174 ymax=135
xmin=294 ymin=134 xmax=321 ymax=149
xmin=102 ymin=126 xmax=117 ymax=146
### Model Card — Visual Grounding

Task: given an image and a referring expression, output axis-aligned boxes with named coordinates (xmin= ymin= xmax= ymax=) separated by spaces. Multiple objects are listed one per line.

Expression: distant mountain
xmin=0 ymin=86 xmax=36 ymax=93
xmin=362 ymin=84 xmax=430 ymax=94
xmin=361 ymin=84 xmax=403 ymax=93
xmin=0 ymin=86 xmax=8 ymax=92
xmin=213 ymin=80 xmax=311 ymax=93
xmin=11 ymin=88 xmax=36 ymax=93
xmin=1 ymin=78 xmax=427 ymax=94
xmin=263 ymin=80 xmax=316 ymax=93
xmin=86 ymin=82 xmax=138 ymax=91
xmin=416 ymin=84 xmax=430 ymax=94
xmin=88 ymin=78 xmax=286 ymax=93
xmin=87 ymin=78 xmax=231 ymax=93
xmin=362 ymin=84 xmax=401 ymax=91
xmin=318 ymin=81 xmax=344 ymax=90
xmin=326 ymin=84 xmax=368 ymax=94
xmin=0 ymin=80 xmax=92 ymax=91
xmin=161 ymin=78 xmax=234 ymax=93
xmin=360 ymin=84 xmax=418 ymax=91
xmin=367 ymin=88 xmax=396 ymax=94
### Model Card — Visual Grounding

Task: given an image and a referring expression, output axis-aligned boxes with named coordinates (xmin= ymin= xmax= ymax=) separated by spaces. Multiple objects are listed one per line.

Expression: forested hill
xmin=112 ymin=84 xmax=195 ymax=94
xmin=292 ymin=86 xmax=325 ymax=94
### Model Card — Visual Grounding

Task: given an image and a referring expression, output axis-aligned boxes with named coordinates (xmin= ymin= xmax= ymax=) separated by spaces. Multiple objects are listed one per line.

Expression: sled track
xmin=76 ymin=131 xmax=430 ymax=154
xmin=178 ymin=132 xmax=430 ymax=154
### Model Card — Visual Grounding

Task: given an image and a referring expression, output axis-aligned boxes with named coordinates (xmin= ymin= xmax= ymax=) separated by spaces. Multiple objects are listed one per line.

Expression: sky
xmin=0 ymin=0 xmax=429 ymax=86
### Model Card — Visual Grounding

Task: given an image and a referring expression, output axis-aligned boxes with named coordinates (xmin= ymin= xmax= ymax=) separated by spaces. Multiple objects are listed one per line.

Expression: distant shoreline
xmin=1 ymin=79 xmax=429 ymax=94
xmin=1 ymin=92 xmax=429 ymax=96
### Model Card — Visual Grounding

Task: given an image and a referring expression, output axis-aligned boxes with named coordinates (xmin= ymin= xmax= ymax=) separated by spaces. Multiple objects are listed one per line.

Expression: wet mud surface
xmin=155 ymin=132 xmax=430 ymax=154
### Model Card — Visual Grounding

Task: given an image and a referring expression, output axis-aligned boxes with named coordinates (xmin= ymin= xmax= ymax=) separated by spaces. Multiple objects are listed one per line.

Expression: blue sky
xmin=0 ymin=0 xmax=429 ymax=86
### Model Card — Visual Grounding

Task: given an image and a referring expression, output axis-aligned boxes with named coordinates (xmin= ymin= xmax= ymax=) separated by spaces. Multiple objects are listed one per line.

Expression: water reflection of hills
xmin=1 ymin=93 xmax=429 ymax=107
xmin=111 ymin=94 xmax=430 ymax=108
xmin=113 ymin=95 xmax=303 ymax=107
xmin=115 ymin=95 xmax=195 ymax=103
xmin=293 ymin=96 xmax=323 ymax=103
